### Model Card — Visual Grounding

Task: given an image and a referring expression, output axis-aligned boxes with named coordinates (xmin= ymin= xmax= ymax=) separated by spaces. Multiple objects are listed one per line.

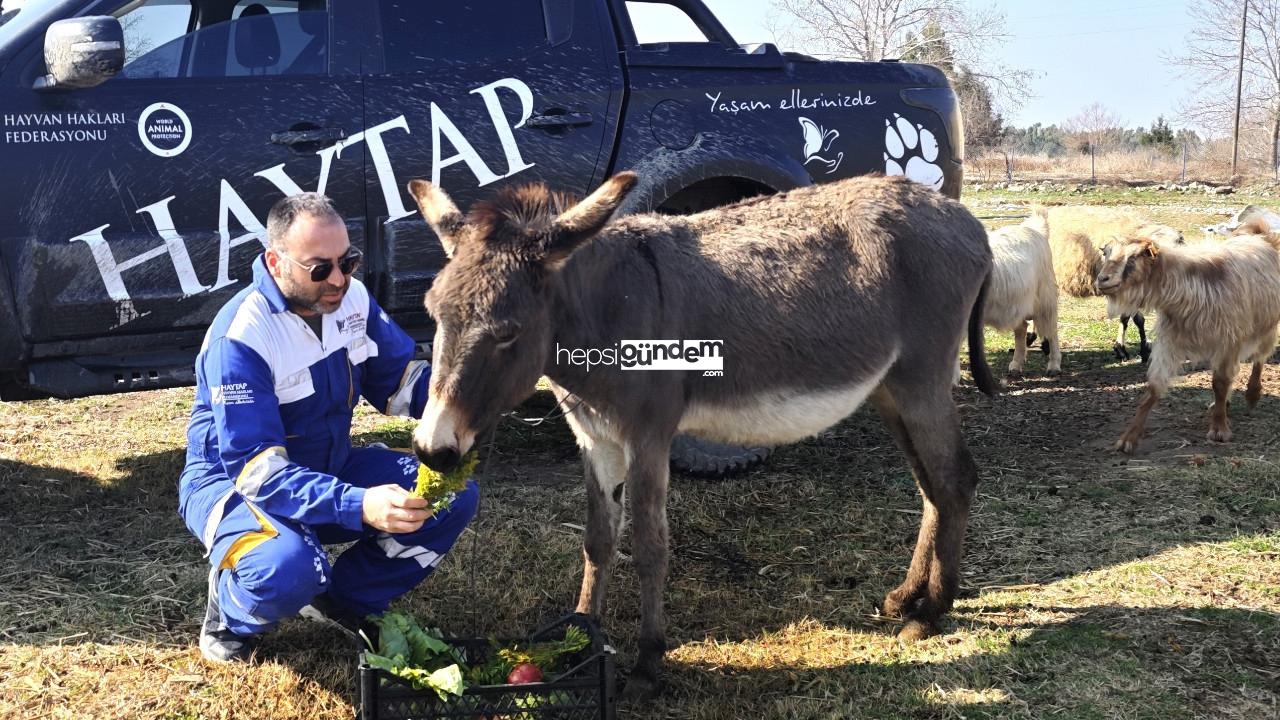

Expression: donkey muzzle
xmin=413 ymin=394 xmax=475 ymax=471
xmin=418 ymin=446 xmax=460 ymax=473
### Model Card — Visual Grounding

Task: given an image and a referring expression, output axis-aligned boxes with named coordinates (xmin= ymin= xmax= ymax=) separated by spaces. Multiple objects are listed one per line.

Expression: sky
xmin=629 ymin=0 xmax=1202 ymax=131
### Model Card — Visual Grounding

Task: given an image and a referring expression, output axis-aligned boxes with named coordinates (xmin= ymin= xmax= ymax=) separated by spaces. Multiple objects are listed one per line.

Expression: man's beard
xmin=281 ymin=277 xmax=347 ymax=315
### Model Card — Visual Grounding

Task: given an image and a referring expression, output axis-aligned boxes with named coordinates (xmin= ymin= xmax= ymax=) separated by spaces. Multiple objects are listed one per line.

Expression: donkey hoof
xmin=1024 ymin=331 xmax=1038 ymax=347
xmin=881 ymin=591 xmax=916 ymax=619
xmin=1112 ymin=342 xmax=1130 ymax=361
xmin=620 ymin=671 xmax=663 ymax=702
xmin=898 ymin=619 xmax=940 ymax=642
xmin=1045 ymin=368 xmax=1061 ymax=378
xmin=1139 ymin=343 xmax=1152 ymax=364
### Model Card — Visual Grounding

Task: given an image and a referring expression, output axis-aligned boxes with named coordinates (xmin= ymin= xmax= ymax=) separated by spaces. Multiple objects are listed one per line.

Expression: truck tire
xmin=669 ymin=434 xmax=772 ymax=478
xmin=661 ymin=177 xmax=779 ymax=479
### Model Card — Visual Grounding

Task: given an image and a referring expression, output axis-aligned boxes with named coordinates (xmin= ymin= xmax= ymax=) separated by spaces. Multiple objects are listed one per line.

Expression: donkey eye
xmin=493 ymin=323 xmax=522 ymax=348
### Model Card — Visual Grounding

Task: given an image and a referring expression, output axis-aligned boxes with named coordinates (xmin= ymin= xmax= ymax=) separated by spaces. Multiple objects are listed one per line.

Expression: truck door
xmin=0 ymin=0 xmax=365 ymax=353
xmin=360 ymin=0 xmax=623 ymax=323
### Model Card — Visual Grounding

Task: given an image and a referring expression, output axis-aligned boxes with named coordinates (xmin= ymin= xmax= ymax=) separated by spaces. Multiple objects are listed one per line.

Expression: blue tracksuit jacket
xmin=179 ymin=256 xmax=477 ymax=633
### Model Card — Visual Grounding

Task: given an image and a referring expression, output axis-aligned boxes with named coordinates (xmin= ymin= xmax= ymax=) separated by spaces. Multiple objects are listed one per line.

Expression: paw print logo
xmin=884 ymin=113 xmax=943 ymax=191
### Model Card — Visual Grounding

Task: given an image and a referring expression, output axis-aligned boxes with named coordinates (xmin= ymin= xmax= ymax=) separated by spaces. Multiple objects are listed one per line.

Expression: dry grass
xmin=1 ymin=192 xmax=1278 ymax=720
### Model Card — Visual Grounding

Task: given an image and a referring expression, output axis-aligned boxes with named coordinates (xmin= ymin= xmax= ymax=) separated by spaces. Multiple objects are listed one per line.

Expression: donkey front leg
xmin=624 ymin=438 xmax=672 ymax=700
xmin=576 ymin=437 xmax=628 ymax=619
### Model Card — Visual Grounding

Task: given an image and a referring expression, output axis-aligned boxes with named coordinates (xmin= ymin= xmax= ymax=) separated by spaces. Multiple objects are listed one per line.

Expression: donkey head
xmin=406 ymin=172 xmax=637 ymax=471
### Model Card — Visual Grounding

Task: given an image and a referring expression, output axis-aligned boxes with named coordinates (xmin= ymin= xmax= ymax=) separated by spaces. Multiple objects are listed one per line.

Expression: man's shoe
xmin=200 ymin=626 xmax=257 ymax=663
xmin=200 ymin=569 xmax=257 ymax=663
xmin=300 ymin=592 xmax=377 ymax=646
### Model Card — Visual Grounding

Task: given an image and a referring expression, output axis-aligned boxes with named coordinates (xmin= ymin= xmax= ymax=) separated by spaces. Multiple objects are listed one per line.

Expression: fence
xmin=967 ymin=139 xmax=1279 ymax=186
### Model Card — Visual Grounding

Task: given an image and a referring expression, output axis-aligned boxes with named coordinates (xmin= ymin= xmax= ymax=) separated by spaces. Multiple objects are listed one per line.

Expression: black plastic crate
xmin=357 ymin=613 xmax=616 ymax=720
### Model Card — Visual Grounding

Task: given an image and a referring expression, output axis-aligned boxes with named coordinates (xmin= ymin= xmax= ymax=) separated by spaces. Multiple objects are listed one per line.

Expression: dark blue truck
xmin=0 ymin=0 xmax=963 ymax=402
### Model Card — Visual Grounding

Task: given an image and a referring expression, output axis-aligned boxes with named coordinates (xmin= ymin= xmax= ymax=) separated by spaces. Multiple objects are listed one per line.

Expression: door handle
xmin=270 ymin=127 xmax=347 ymax=147
xmin=525 ymin=110 xmax=594 ymax=129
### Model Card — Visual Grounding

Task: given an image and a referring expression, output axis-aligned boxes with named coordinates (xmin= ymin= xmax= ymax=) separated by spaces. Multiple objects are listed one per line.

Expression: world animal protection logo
xmin=556 ymin=340 xmax=725 ymax=377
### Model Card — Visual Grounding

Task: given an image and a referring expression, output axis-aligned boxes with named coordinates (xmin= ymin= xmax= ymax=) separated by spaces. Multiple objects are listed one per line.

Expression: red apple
xmin=506 ymin=662 xmax=543 ymax=684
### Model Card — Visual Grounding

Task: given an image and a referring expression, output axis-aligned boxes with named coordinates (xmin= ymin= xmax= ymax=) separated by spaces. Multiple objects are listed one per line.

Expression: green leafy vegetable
xmin=366 ymin=611 xmax=467 ymax=699
xmin=413 ymin=452 xmax=478 ymax=511
xmin=465 ymin=625 xmax=591 ymax=685
xmin=398 ymin=663 xmax=465 ymax=700
xmin=366 ymin=611 xmax=592 ymax=703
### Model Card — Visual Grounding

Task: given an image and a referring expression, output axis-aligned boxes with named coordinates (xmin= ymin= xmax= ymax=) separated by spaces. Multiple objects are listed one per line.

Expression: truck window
xmin=115 ymin=0 xmax=328 ymax=79
xmin=625 ymin=1 xmax=708 ymax=44
xmin=377 ymin=1 xmax=548 ymax=71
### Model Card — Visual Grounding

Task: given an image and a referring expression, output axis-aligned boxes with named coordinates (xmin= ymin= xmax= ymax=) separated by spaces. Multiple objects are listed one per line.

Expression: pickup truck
xmin=0 ymin=0 xmax=963 ymax=404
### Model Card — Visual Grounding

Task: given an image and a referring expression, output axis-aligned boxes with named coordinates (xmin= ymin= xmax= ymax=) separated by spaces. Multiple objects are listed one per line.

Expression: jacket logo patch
xmin=212 ymin=382 xmax=255 ymax=405
xmin=337 ymin=313 xmax=366 ymax=336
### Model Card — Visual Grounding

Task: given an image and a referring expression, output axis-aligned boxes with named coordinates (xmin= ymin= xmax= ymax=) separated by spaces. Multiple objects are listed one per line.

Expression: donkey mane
xmin=469 ymin=183 xmax=578 ymax=247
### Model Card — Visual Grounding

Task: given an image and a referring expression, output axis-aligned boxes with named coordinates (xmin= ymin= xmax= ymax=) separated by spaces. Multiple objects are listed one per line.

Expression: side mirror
xmin=34 ymin=16 xmax=124 ymax=91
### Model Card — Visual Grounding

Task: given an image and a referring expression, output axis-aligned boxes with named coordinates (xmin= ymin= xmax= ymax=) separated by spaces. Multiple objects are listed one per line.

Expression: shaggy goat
xmin=985 ymin=208 xmax=1061 ymax=375
xmin=1045 ymin=206 xmax=1184 ymax=362
xmin=1096 ymin=227 xmax=1280 ymax=453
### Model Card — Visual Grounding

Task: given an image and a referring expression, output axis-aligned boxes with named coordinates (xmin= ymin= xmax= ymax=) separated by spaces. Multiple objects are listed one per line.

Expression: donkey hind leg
xmin=1113 ymin=316 xmax=1132 ymax=361
xmin=869 ymin=387 xmax=931 ymax=620
xmin=575 ymin=437 xmax=628 ymax=619
xmin=623 ymin=437 xmax=673 ymax=700
xmin=871 ymin=382 xmax=978 ymax=641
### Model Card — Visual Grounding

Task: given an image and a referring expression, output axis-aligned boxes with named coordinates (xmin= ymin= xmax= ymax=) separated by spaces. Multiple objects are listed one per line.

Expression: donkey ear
xmin=544 ymin=172 xmax=638 ymax=265
xmin=408 ymin=179 xmax=465 ymax=258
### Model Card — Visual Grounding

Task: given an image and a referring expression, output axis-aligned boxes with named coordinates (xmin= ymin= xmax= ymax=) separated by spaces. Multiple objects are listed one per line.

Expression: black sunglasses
xmin=280 ymin=247 xmax=363 ymax=282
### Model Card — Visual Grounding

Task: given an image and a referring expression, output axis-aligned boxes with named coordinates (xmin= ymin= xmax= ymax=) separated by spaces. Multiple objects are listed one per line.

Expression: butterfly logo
xmin=800 ymin=117 xmax=844 ymax=174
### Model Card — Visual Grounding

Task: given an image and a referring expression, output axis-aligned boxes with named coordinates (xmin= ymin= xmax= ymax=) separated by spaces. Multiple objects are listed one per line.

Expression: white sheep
xmin=1096 ymin=221 xmax=1280 ymax=453
xmin=985 ymin=208 xmax=1061 ymax=376
xmin=1045 ymin=206 xmax=1184 ymax=362
xmin=1203 ymin=204 xmax=1280 ymax=237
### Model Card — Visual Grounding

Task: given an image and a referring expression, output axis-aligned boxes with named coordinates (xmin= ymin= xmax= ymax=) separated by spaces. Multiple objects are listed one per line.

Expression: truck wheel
xmin=669 ymin=434 xmax=772 ymax=478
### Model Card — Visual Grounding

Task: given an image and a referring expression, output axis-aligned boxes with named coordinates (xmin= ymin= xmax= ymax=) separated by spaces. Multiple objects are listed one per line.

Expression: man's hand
xmin=362 ymin=484 xmax=432 ymax=533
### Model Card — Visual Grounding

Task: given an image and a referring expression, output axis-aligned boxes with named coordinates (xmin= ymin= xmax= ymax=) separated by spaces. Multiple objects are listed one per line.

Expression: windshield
xmin=0 ymin=0 xmax=60 ymax=54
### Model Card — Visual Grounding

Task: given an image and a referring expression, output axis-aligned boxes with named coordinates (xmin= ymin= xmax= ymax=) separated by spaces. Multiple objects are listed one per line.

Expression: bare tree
xmin=767 ymin=0 xmax=1033 ymax=107
xmin=1064 ymin=102 xmax=1126 ymax=154
xmin=1169 ymin=0 xmax=1280 ymax=170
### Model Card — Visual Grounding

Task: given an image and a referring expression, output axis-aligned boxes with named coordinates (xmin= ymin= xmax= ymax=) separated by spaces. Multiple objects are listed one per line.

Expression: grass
xmin=1 ymin=192 xmax=1278 ymax=719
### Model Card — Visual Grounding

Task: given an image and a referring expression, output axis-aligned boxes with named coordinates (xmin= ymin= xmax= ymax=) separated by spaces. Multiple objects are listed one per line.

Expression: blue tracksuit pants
xmin=180 ymin=446 xmax=478 ymax=636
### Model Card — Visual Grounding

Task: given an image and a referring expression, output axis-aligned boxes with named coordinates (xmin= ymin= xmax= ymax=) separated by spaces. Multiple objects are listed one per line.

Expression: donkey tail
xmin=968 ymin=271 xmax=999 ymax=397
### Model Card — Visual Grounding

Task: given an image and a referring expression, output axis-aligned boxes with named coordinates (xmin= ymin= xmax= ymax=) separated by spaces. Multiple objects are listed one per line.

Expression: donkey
xmin=407 ymin=172 xmax=997 ymax=697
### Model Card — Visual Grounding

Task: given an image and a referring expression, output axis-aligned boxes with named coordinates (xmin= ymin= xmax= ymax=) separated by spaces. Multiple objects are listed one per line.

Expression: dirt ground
xmin=0 ymin=187 xmax=1277 ymax=720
